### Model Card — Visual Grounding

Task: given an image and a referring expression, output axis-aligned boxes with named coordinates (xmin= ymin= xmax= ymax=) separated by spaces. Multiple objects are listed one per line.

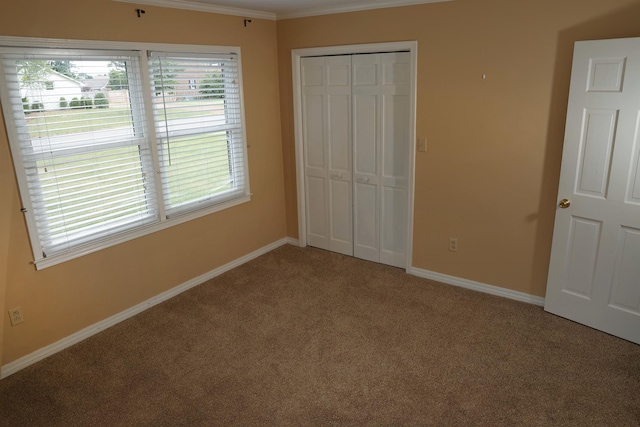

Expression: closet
xmin=301 ymin=52 xmax=411 ymax=268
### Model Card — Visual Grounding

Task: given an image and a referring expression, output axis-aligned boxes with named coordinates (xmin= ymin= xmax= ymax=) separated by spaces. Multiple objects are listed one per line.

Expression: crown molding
xmin=112 ymin=0 xmax=452 ymax=21
xmin=277 ymin=0 xmax=452 ymax=20
xmin=112 ymin=0 xmax=277 ymax=20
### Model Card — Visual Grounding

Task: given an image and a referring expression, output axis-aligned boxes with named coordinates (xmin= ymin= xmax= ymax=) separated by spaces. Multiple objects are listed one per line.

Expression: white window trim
xmin=0 ymin=36 xmax=251 ymax=270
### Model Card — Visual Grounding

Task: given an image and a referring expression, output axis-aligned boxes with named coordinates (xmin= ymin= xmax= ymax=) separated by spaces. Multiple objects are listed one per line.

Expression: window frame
xmin=148 ymin=52 xmax=247 ymax=218
xmin=0 ymin=36 xmax=251 ymax=270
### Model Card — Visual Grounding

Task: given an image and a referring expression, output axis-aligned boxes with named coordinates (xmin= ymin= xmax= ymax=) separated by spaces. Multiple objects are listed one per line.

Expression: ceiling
xmin=114 ymin=0 xmax=452 ymax=20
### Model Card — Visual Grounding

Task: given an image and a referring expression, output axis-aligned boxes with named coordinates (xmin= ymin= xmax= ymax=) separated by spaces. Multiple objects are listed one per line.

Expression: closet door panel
xmin=353 ymin=54 xmax=381 ymax=261
xmin=302 ymin=56 xmax=353 ymax=254
xmin=382 ymin=93 xmax=409 ymax=182
xmin=302 ymin=57 xmax=329 ymax=249
xmin=380 ymin=52 xmax=411 ymax=267
xmin=304 ymin=93 xmax=325 ymax=169
xmin=381 ymin=187 xmax=407 ymax=267
xmin=306 ymin=173 xmax=329 ymax=249
xmin=325 ymin=56 xmax=353 ymax=255
xmin=353 ymin=95 xmax=378 ymax=176
xmin=330 ymin=178 xmax=352 ymax=254
xmin=328 ymin=93 xmax=352 ymax=254
xmin=326 ymin=56 xmax=353 ymax=255
xmin=354 ymin=182 xmax=379 ymax=262
xmin=328 ymin=95 xmax=350 ymax=172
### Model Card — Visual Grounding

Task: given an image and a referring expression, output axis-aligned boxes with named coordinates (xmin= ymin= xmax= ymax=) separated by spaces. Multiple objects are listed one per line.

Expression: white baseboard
xmin=285 ymin=237 xmax=300 ymax=246
xmin=409 ymin=267 xmax=545 ymax=306
xmin=0 ymin=238 xmax=291 ymax=379
xmin=1 ymin=241 xmax=543 ymax=379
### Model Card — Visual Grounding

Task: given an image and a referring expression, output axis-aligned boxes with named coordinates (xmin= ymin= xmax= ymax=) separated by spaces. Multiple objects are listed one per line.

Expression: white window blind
xmin=149 ymin=53 xmax=247 ymax=217
xmin=0 ymin=41 xmax=251 ymax=267
xmin=1 ymin=51 xmax=158 ymax=256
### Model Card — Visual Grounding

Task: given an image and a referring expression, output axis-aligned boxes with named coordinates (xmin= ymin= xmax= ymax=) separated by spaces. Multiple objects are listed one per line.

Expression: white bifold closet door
xmin=301 ymin=52 xmax=411 ymax=268
xmin=302 ymin=55 xmax=353 ymax=256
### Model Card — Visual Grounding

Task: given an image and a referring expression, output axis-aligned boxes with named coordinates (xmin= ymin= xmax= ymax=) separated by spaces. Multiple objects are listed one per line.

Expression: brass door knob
xmin=559 ymin=199 xmax=571 ymax=209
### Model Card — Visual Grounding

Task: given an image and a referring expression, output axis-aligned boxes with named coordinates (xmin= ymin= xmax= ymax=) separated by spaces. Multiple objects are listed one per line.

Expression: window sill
xmin=33 ymin=194 xmax=251 ymax=270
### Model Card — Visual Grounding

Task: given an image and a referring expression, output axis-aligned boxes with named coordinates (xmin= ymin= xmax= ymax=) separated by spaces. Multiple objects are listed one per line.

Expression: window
xmin=0 ymin=41 xmax=250 ymax=268
xmin=148 ymin=53 xmax=245 ymax=217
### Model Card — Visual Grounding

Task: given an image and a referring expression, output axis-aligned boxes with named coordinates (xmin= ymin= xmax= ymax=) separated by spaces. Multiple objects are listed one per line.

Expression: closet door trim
xmin=292 ymin=41 xmax=418 ymax=272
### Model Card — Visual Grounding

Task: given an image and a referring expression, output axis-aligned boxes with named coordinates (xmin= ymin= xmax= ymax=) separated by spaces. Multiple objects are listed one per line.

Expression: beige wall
xmin=0 ymin=0 xmax=285 ymax=365
xmin=277 ymin=0 xmax=640 ymax=298
xmin=3 ymin=0 xmax=640 ymax=370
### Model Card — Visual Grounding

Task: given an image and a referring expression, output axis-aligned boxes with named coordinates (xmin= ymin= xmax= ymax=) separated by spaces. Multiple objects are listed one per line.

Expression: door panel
xmin=306 ymin=174 xmax=328 ymax=249
xmin=353 ymin=54 xmax=381 ymax=261
xmin=302 ymin=59 xmax=324 ymax=87
xmin=353 ymin=95 xmax=378 ymax=176
xmin=626 ymin=113 xmax=640 ymax=204
xmin=586 ymin=57 xmax=625 ymax=92
xmin=327 ymin=60 xmax=350 ymax=87
xmin=545 ymin=38 xmax=640 ymax=344
xmin=330 ymin=178 xmax=352 ymax=254
xmin=379 ymin=52 xmax=410 ymax=268
xmin=302 ymin=56 xmax=353 ymax=255
xmin=302 ymin=58 xmax=328 ymax=250
xmin=353 ymin=58 xmax=378 ymax=86
xmin=354 ymin=182 xmax=379 ymax=262
xmin=563 ymin=217 xmax=601 ymax=298
xmin=383 ymin=94 xmax=410 ymax=180
xmin=381 ymin=186 xmax=407 ymax=267
xmin=575 ymin=109 xmax=617 ymax=199
xmin=325 ymin=56 xmax=353 ymax=255
xmin=303 ymin=94 xmax=325 ymax=169
xmin=609 ymin=227 xmax=640 ymax=312
xmin=329 ymin=95 xmax=350 ymax=173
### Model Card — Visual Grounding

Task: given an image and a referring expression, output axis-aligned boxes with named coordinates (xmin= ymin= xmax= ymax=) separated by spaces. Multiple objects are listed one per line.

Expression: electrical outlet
xmin=8 ymin=306 xmax=24 ymax=326
xmin=449 ymin=238 xmax=458 ymax=252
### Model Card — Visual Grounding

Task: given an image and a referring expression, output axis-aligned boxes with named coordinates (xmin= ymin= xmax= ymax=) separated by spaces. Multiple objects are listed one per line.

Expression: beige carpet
xmin=1 ymin=244 xmax=639 ymax=426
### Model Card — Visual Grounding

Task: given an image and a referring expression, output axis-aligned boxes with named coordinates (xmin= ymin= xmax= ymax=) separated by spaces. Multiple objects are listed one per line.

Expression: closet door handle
xmin=357 ymin=177 xmax=370 ymax=183
xmin=330 ymin=173 xmax=344 ymax=180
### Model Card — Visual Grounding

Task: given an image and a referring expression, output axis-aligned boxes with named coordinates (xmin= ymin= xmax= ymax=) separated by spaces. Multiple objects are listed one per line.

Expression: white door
xmin=545 ymin=38 xmax=640 ymax=344
xmin=352 ymin=53 xmax=410 ymax=267
xmin=301 ymin=56 xmax=353 ymax=256
xmin=301 ymin=52 xmax=410 ymax=268
xmin=352 ymin=54 xmax=381 ymax=263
